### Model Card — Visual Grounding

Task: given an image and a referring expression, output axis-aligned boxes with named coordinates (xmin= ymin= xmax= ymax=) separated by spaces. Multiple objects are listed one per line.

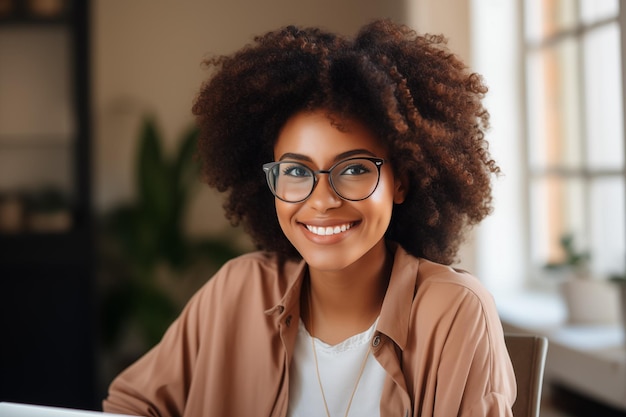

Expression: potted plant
xmin=545 ymin=233 xmax=620 ymax=324
xmin=543 ymin=233 xmax=590 ymax=278
xmin=98 ymin=116 xmax=244 ymax=380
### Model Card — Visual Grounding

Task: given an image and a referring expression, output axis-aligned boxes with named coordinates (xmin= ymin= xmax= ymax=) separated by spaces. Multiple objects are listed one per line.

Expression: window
xmin=524 ymin=0 xmax=625 ymax=280
xmin=471 ymin=0 xmax=625 ymax=292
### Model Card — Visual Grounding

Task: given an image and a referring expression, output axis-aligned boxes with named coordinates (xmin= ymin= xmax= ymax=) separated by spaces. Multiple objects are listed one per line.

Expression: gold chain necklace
xmin=307 ymin=282 xmax=372 ymax=417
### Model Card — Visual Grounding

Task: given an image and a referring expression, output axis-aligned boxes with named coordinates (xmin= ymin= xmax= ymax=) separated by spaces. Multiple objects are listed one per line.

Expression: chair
xmin=504 ymin=334 xmax=549 ymax=417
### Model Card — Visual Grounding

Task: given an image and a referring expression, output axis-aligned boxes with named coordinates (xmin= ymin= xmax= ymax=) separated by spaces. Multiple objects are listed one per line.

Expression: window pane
xmin=525 ymin=0 xmax=577 ymax=43
xmin=530 ymin=177 xmax=586 ymax=268
xmin=584 ymin=23 xmax=624 ymax=170
xmin=580 ymin=0 xmax=619 ymax=25
xmin=527 ymin=39 xmax=582 ymax=170
xmin=590 ymin=177 xmax=626 ymax=277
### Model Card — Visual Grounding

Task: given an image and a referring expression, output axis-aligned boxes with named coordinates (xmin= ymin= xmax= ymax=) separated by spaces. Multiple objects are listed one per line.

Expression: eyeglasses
xmin=262 ymin=157 xmax=384 ymax=203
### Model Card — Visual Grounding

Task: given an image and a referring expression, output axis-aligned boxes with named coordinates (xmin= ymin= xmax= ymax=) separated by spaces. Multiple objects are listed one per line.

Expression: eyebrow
xmin=278 ymin=148 xmax=377 ymax=162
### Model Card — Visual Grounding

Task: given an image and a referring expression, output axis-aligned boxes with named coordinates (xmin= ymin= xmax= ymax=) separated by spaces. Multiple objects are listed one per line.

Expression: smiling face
xmin=272 ymin=110 xmax=406 ymax=274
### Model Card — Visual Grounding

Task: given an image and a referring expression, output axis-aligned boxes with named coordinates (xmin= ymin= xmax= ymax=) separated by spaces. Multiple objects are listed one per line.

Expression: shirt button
xmin=285 ymin=315 xmax=292 ymax=327
xmin=372 ymin=335 xmax=381 ymax=347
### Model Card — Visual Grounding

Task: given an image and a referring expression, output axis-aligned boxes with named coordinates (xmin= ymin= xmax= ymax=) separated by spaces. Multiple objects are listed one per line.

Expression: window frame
xmin=520 ymin=1 xmax=626 ymax=283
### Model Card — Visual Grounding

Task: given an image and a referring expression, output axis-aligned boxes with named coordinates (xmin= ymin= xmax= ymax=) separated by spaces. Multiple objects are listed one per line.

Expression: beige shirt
xmin=103 ymin=243 xmax=516 ymax=417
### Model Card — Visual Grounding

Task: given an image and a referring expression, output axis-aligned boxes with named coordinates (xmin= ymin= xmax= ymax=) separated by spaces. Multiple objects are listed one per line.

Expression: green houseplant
xmin=99 ymin=116 xmax=243 ymax=355
xmin=543 ymin=233 xmax=591 ymax=279
xmin=544 ymin=233 xmax=620 ymax=324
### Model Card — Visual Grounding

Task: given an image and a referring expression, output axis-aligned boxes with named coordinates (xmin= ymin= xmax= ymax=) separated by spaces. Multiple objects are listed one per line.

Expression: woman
xmin=103 ymin=19 xmax=516 ymax=417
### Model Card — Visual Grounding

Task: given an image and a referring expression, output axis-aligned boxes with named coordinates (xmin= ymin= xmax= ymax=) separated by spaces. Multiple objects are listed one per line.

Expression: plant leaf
xmin=137 ymin=116 xmax=172 ymax=229
xmin=173 ymin=124 xmax=201 ymax=197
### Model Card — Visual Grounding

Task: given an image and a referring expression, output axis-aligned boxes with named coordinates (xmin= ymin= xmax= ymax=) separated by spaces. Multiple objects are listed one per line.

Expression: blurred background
xmin=0 ymin=0 xmax=624 ymax=416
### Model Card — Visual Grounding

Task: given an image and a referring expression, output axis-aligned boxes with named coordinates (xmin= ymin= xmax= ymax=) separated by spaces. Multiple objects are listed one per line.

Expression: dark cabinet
xmin=0 ymin=0 xmax=96 ymax=409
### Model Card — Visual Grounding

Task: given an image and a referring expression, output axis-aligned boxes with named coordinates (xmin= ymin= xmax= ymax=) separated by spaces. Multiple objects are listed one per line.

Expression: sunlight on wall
xmin=471 ymin=0 xmax=526 ymax=293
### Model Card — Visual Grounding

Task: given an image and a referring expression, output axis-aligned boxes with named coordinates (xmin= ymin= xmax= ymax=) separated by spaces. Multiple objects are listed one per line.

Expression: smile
xmin=305 ymin=223 xmax=354 ymax=236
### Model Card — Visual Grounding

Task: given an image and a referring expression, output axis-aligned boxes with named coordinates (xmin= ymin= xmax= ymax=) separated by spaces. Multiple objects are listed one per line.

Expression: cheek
xmin=363 ymin=188 xmax=395 ymax=228
xmin=369 ymin=176 xmax=398 ymax=222
xmin=370 ymin=175 xmax=397 ymax=208
xmin=274 ymin=200 xmax=296 ymax=232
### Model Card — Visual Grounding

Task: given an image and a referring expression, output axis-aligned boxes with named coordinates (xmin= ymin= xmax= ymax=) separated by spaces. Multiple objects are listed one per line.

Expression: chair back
xmin=504 ymin=334 xmax=549 ymax=417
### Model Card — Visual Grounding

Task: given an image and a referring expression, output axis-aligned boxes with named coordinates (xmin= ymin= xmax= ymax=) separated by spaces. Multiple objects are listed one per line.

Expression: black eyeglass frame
xmin=262 ymin=157 xmax=385 ymax=203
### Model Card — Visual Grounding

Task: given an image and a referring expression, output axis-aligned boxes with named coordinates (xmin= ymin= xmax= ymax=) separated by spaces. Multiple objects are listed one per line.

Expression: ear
xmin=393 ymin=173 xmax=409 ymax=204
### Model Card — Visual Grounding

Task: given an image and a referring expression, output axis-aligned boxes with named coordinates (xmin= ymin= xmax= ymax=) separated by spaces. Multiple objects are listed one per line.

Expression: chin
xmin=298 ymin=246 xmax=362 ymax=273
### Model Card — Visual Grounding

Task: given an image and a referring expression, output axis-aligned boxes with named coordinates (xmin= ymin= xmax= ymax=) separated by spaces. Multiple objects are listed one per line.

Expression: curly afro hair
xmin=192 ymin=19 xmax=499 ymax=265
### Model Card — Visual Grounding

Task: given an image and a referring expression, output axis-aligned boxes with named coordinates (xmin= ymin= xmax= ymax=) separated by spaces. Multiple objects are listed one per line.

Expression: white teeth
xmin=306 ymin=223 xmax=352 ymax=236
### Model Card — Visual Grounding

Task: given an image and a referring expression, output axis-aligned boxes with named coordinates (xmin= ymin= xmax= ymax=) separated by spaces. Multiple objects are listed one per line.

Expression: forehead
xmin=274 ymin=110 xmax=387 ymax=162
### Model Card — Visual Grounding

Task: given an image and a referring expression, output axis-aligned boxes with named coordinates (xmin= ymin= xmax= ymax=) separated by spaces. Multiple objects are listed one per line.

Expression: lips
xmin=305 ymin=222 xmax=354 ymax=236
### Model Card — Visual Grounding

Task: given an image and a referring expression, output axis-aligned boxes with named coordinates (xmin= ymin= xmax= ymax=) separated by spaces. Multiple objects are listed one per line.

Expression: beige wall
xmin=409 ymin=0 xmax=471 ymax=63
xmin=92 ymin=0 xmax=472 ymax=255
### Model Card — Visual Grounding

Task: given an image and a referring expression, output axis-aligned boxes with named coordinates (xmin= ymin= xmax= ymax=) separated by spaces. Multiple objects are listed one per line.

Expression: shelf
xmin=0 ymin=134 xmax=74 ymax=149
xmin=0 ymin=15 xmax=67 ymax=25
xmin=0 ymin=0 xmax=71 ymax=25
xmin=0 ymin=135 xmax=74 ymax=147
xmin=0 ymin=0 xmax=95 ymax=410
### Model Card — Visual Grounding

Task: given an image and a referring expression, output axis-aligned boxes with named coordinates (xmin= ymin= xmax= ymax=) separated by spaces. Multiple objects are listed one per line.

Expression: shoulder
xmin=411 ymin=257 xmax=501 ymax=334
xmin=386 ymin=246 xmax=499 ymax=329
xmin=391 ymin=246 xmax=493 ymax=305
xmin=215 ymin=251 xmax=304 ymax=285
xmin=383 ymin=244 xmax=498 ymax=329
xmin=215 ymin=251 xmax=282 ymax=278
xmin=416 ymin=258 xmax=494 ymax=305
xmin=191 ymin=251 xmax=304 ymax=308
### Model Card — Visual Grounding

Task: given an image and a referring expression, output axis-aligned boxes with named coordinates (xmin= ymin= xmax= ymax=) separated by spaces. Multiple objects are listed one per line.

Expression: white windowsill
xmin=495 ymin=291 xmax=626 ymax=411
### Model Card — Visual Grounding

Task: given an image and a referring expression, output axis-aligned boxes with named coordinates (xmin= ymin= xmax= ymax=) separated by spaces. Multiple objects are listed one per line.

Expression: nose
xmin=307 ymin=174 xmax=342 ymax=212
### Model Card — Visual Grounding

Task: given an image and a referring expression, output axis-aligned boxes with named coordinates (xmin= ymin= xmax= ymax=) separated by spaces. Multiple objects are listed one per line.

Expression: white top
xmin=287 ymin=318 xmax=386 ymax=417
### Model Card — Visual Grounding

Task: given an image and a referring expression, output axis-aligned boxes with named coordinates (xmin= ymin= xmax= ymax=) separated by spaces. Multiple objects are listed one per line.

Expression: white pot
xmin=560 ymin=279 xmax=621 ymax=324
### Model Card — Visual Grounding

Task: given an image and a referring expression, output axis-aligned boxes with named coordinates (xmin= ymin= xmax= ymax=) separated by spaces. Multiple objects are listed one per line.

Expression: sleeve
xmin=102 ymin=280 xmax=209 ymax=417
xmin=432 ymin=285 xmax=516 ymax=417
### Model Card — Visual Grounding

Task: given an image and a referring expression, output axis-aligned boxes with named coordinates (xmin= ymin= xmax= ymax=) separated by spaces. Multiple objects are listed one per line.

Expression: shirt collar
xmin=377 ymin=243 xmax=421 ymax=351
xmin=264 ymin=243 xmax=421 ymax=351
xmin=264 ymin=257 xmax=307 ymax=318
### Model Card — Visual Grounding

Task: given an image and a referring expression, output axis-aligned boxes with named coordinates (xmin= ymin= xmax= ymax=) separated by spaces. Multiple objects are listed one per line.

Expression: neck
xmin=304 ymin=241 xmax=393 ymax=345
